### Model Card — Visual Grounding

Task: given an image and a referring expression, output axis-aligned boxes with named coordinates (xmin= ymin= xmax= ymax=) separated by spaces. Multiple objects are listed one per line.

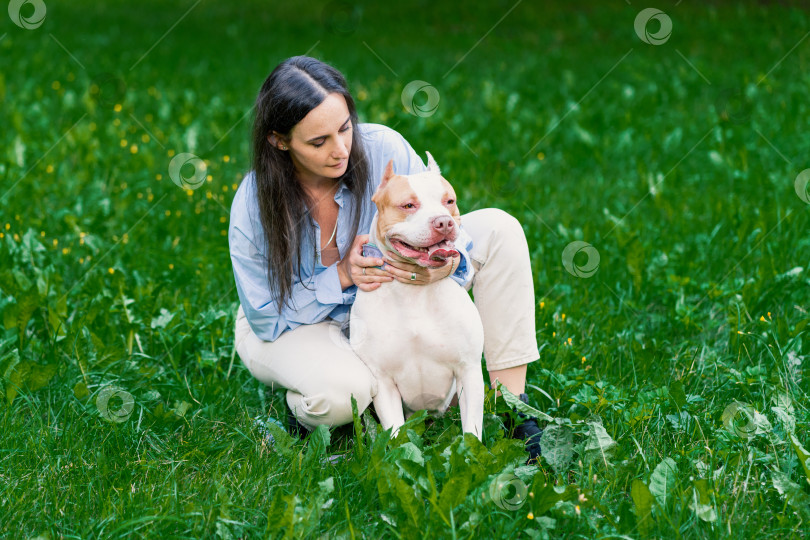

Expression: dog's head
xmin=372 ymin=152 xmax=461 ymax=268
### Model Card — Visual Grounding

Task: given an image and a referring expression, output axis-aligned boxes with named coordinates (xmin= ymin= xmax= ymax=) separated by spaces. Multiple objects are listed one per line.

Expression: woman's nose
xmin=333 ymin=137 xmax=349 ymax=158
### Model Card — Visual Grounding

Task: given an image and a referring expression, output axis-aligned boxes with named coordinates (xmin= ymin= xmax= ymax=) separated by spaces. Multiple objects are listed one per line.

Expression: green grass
xmin=2 ymin=0 xmax=810 ymax=537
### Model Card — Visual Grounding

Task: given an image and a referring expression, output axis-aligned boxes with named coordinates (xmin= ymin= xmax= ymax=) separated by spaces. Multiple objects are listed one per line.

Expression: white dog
xmin=350 ymin=152 xmax=485 ymax=439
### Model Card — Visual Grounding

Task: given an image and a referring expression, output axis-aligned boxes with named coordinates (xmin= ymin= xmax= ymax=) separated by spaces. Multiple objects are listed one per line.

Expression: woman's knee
xmin=485 ymin=208 xmax=525 ymax=238
xmin=291 ymin=367 xmax=377 ymax=427
xmin=291 ymin=388 xmax=374 ymax=428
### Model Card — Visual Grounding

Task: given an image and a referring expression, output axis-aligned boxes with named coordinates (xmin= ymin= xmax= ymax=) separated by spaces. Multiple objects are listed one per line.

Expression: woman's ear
xmin=267 ymin=131 xmax=287 ymax=150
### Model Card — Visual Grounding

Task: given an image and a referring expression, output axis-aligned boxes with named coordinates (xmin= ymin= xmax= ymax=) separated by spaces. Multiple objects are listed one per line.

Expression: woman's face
xmin=277 ymin=92 xmax=353 ymax=185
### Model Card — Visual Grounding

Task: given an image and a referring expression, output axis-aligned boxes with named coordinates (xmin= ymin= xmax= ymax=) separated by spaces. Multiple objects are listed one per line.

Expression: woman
xmin=230 ymin=56 xmax=543 ymax=461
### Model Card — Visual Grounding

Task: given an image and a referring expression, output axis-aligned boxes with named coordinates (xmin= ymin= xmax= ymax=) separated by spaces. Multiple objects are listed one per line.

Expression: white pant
xmin=234 ymin=208 xmax=538 ymax=429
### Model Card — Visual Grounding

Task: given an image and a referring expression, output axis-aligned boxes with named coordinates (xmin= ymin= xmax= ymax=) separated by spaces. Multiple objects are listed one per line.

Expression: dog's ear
xmin=425 ymin=151 xmax=441 ymax=174
xmin=373 ymin=159 xmax=395 ymax=202
xmin=382 ymin=159 xmax=395 ymax=185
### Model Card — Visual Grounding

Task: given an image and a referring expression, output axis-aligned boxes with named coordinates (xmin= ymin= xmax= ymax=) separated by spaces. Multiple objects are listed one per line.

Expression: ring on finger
xmin=410 ymin=272 xmax=416 ymax=281
xmin=362 ymin=267 xmax=366 ymax=275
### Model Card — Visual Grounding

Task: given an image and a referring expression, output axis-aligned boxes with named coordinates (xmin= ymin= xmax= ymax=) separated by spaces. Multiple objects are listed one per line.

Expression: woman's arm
xmin=230 ymin=223 xmax=356 ymax=342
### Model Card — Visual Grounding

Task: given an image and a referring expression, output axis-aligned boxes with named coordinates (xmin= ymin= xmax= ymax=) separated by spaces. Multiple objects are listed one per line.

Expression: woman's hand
xmin=337 ymin=235 xmax=394 ymax=292
xmin=382 ymin=249 xmax=458 ymax=286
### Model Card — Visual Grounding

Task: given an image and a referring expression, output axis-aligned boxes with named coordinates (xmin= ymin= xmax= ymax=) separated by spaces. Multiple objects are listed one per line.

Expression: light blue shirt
xmin=229 ymin=123 xmax=474 ymax=342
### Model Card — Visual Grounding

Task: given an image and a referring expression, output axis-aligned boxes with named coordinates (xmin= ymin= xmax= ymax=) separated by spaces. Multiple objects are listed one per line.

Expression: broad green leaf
xmin=630 ymin=479 xmax=654 ymax=536
xmin=47 ymin=296 xmax=68 ymax=340
xmin=649 ymin=457 xmax=677 ymax=509
xmin=0 ymin=349 xmax=21 ymax=405
xmin=539 ymin=424 xmax=573 ymax=476
xmin=771 ymin=470 xmax=810 ymax=520
xmin=495 ymin=382 xmax=553 ymax=422
xmin=0 ymin=270 xmax=17 ymax=297
xmin=688 ymin=478 xmax=717 ymax=522
xmin=26 ymin=362 xmax=57 ymax=391
xmin=261 ymin=420 xmax=296 ymax=459
xmin=397 ymin=459 xmax=429 ymax=495
xmin=689 ymin=495 xmax=718 ymax=522
xmin=385 ymin=470 xmax=422 ymax=532
xmin=3 ymin=302 xmax=19 ymax=331
xmin=304 ymin=424 xmax=331 ymax=466
xmin=752 ymin=410 xmax=773 ymax=436
xmin=363 ymin=409 xmax=379 ymax=442
xmin=351 ymin=395 xmax=365 ymax=461
xmin=318 ymin=476 xmax=334 ymax=495
xmin=72 ymin=381 xmax=89 ymax=400
xmin=16 ymin=290 xmax=40 ymax=346
xmin=437 ymin=475 xmax=470 ymax=512
xmin=583 ymin=422 xmax=617 ymax=466
xmin=4 ymin=360 xmax=30 ymax=406
xmin=151 ymin=307 xmax=175 ymax=329
xmin=695 ymin=461 xmax=725 ymax=481
xmin=789 ymin=434 xmax=810 ymax=486
xmin=530 ymin=480 xmax=577 ymax=515
xmin=171 ymin=400 xmax=192 ymax=418
xmin=669 ymin=380 xmax=687 ymax=408
xmin=389 ymin=442 xmax=424 ymax=466
xmin=0 ymin=348 xmax=20 ymax=379
xmin=12 ymin=268 xmax=32 ymax=292
xmin=771 ymin=391 xmax=796 ymax=433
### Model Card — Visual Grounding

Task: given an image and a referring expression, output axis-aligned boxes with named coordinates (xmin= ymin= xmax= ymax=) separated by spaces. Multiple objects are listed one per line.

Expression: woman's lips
xmin=328 ymin=160 xmax=346 ymax=168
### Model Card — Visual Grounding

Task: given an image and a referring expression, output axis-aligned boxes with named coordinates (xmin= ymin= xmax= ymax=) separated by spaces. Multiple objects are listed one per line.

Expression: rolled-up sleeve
xmin=449 ymin=225 xmax=474 ymax=288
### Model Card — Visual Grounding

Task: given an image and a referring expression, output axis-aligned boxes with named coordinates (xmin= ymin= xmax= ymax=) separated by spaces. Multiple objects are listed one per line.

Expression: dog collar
xmin=362 ymin=242 xmax=384 ymax=269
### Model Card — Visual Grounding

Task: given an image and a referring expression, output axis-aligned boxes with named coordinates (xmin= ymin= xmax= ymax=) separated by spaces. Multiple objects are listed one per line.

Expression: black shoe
xmin=511 ymin=393 xmax=543 ymax=465
xmin=285 ymin=399 xmax=311 ymax=439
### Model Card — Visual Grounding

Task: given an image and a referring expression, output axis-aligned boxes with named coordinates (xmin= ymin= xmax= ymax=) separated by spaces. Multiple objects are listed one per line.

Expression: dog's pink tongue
xmin=427 ymin=243 xmax=459 ymax=262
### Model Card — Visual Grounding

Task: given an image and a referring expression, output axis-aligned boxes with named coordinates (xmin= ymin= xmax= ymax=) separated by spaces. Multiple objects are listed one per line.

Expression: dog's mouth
xmin=389 ymin=238 xmax=459 ymax=267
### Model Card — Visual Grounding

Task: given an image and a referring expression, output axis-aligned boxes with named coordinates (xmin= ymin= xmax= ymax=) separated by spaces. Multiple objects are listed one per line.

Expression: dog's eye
xmin=402 ymin=203 xmax=415 ymax=209
xmin=446 ymin=199 xmax=455 ymax=205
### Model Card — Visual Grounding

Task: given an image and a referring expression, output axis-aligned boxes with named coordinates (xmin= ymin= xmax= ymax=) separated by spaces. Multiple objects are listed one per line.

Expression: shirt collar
xmin=334 ymin=182 xmax=350 ymax=208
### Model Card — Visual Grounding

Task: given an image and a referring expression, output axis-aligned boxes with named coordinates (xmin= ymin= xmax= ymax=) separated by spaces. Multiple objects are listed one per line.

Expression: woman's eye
xmin=312 ymin=126 xmax=350 ymax=147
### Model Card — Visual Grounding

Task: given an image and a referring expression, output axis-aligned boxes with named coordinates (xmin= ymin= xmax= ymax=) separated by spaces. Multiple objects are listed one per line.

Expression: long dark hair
xmin=251 ymin=56 xmax=370 ymax=312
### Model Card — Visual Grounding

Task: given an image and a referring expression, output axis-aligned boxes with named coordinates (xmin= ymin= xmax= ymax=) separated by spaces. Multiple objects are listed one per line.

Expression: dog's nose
xmin=432 ymin=215 xmax=455 ymax=235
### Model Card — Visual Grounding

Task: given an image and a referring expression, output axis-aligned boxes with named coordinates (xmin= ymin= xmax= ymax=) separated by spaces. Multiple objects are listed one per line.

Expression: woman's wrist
xmin=337 ymin=259 xmax=354 ymax=290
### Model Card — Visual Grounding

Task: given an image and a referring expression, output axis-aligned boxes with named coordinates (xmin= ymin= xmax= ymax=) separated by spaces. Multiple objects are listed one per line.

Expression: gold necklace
xmin=322 ymin=217 xmax=338 ymax=249
xmin=315 ymin=217 xmax=338 ymax=262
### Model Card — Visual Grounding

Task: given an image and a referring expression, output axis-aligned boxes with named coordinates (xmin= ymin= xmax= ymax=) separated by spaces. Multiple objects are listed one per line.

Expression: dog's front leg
xmin=457 ymin=366 xmax=485 ymax=440
xmin=372 ymin=377 xmax=406 ymax=437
